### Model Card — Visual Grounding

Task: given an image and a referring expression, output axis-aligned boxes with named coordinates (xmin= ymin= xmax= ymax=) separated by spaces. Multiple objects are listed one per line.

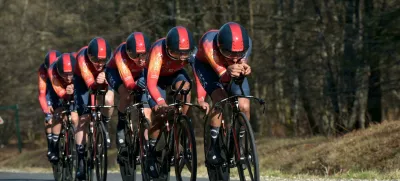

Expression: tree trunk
xmin=365 ymin=0 xmax=382 ymax=124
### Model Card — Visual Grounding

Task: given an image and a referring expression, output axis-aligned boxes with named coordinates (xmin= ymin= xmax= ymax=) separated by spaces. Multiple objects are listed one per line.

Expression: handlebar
xmin=87 ymin=105 xmax=117 ymax=108
xmin=212 ymin=95 xmax=266 ymax=113
xmin=167 ymin=102 xmax=205 ymax=111
xmin=125 ymin=102 xmax=149 ymax=112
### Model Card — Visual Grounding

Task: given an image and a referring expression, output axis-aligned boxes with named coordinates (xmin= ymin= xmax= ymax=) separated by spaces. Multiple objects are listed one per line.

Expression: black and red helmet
xmin=165 ymin=26 xmax=195 ymax=60
xmin=217 ymin=22 xmax=250 ymax=59
xmin=56 ymin=53 xmax=76 ymax=78
xmin=87 ymin=37 xmax=112 ymax=64
xmin=125 ymin=32 xmax=151 ymax=60
xmin=44 ymin=50 xmax=62 ymax=69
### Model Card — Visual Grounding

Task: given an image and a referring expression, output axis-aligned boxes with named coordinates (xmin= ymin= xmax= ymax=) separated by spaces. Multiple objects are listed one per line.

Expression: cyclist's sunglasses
xmin=88 ymin=54 xmax=108 ymax=65
xmin=127 ymin=51 xmax=147 ymax=60
xmin=219 ymin=48 xmax=246 ymax=59
xmin=60 ymin=72 xmax=74 ymax=78
xmin=168 ymin=49 xmax=192 ymax=61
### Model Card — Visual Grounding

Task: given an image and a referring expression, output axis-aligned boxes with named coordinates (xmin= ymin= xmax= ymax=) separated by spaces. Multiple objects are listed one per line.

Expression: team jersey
xmin=38 ymin=64 xmax=50 ymax=113
xmin=75 ymin=46 xmax=107 ymax=90
xmin=107 ymin=42 xmax=145 ymax=90
xmin=48 ymin=62 xmax=72 ymax=100
xmin=147 ymin=38 xmax=203 ymax=104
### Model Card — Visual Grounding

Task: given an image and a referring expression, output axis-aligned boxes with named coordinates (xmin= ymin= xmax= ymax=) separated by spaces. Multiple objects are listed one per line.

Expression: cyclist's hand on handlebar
xmin=227 ymin=64 xmax=243 ymax=78
xmin=241 ymin=63 xmax=251 ymax=76
xmin=198 ymin=101 xmax=210 ymax=114
xmin=96 ymin=72 xmax=106 ymax=84
xmin=154 ymin=102 xmax=168 ymax=112
xmin=66 ymin=84 xmax=74 ymax=95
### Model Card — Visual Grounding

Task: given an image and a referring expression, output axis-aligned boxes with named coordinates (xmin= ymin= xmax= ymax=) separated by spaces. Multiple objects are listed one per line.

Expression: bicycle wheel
xmin=235 ymin=112 xmax=259 ymax=181
xmin=95 ymin=121 xmax=108 ymax=181
xmin=86 ymin=130 xmax=94 ymax=181
xmin=140 ymin=118 xmax=151 ymax=181
xmin=119 ymin=118 xmax=137 ymax=181
xmin=174 ymin=115 xmax=197 ymax=181
xmin=52 ymin=134 xmax=64 ymax=181
xmin=63 ymin=125 xmax=76 ymax=181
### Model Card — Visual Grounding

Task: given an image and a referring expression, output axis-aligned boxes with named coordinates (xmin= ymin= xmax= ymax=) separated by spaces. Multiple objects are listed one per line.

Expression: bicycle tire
xmin=95 ymin=121 xmax=108 ymax=181
xmin=140 ymin=118 xmax=151 ymax=181
xmin=52 ymin=134 xmax=64 ymax=181
xmin=235 ymin=112 xmax=259 ymax=181
xmin=86 ymin=126 xmax=94 ymax=181
xmin=174 ymin=115 xmax=197 ymax=181
xmin=119 ymin=118 xmax=137 ymax=181
xmin=64 ymin=125 xmax=76 ymax=181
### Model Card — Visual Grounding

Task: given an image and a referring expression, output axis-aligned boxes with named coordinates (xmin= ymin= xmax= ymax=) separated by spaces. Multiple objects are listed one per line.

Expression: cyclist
xmin=145 ymin=26 xmax=204 ymax=178
xmin=38 ymin=50 xmax=61 ymax=160
xmin=105 ymin=32 xmax=152 ymax=164
xmin=74 ymin=37 xmax=114 ymax=180
xmin=192 ymin=22 xmax=252 ymax=165
xmin=47 ymin=53 xmax=78 ymax=161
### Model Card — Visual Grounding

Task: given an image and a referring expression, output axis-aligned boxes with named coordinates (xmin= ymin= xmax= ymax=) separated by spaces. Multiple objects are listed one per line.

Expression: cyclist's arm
xmin=49 ymin=68 xmax=68 ymax=99
xmin=200 ymin=31 xmax=227 ymax=77
xmin=192 ymin=68 xmax=207 ymax=103
xmin=147 ymin=44 xmax=165 ymax=105
xmin=115 ymin=51 xmax=137 ymax=90
xmin=38 ymin=66 xmax=50 ymax=114
xmin=77 ymin=55 xmax=96 ymax=90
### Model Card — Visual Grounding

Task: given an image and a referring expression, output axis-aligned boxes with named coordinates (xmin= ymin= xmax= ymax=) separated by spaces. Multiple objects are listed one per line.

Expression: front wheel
xmin=235 ymin=112 xmax=259 ymax=181
xmin=95 ymin=121 xmax=108 ymax=181
xmin=64 ymin=126 xmax=76 ymax=181
xmin=174 ymin=115 xmax=197 ymax=181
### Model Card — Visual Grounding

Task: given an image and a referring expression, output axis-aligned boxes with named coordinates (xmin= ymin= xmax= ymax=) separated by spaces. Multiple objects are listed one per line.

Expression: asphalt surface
xmin=0 ymin=172 xmax=210 ymax=181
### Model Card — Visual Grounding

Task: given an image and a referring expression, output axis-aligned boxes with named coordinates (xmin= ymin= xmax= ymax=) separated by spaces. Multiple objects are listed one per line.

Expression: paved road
xmin=0 ymin=172 xmax=210 ymax=181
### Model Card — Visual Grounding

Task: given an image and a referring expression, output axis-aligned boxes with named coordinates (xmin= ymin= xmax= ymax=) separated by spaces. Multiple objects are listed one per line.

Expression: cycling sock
xmin=209 ymin=126 xmax=220 ymax=146
xmin=116 ymin=111 xmax=127 ymax=147
xmin=117 ymin=111 xmax=126 ymax=131
xmin=101 ymin=115 xmax=110 ymax=128
xmin=76 ymin=144 xmax=85 ymax=156
xmin=239 ymin=126 xmax=245 ymax=137
xmin=52 ymin=134 xmax=59 ymax=144
xmin=149 ymin=138 xmax=157 ymax=151
xmin=46 ymin=133 xmax=52 ymax=148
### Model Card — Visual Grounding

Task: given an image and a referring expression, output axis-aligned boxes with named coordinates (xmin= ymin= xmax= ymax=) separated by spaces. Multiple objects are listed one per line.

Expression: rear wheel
xmin=95 ymin=121 xmax=108 ymax=181
xmin=174 ymin=115 xmax=197 ymax=181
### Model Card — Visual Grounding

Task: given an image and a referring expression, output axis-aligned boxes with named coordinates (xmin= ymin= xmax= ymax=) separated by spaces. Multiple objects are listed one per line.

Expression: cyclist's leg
xmin=170 ymin=69 xmax=191 ymax=115
xmin=229 ymin=77 xmax=251 ymax=120
xmin=144 ymin=70 xmax=167 ymax=178
xmin=74 ymin=75 xmax=91 ymax=179
xmin=50 ymin=106 xmax=63 ymax=161
xmin=106 ymin=68 xmax=130 ymax=152
xmin=193 ymin=59 xmax=228 ymax=164
xmin=48 ymin=89 xmax=62 ymax=161
xmin=45 ymin=86 xmax=53 ymax=158
xmin=229 ymin=78 xmax=251 ymax=155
